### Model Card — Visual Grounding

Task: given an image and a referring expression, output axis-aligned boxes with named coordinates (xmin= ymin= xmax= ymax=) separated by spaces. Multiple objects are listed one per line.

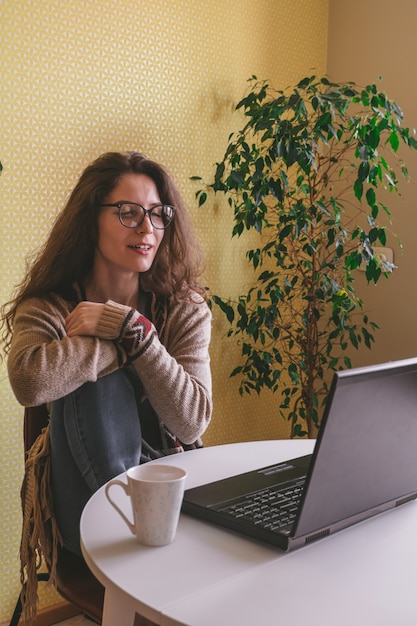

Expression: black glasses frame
xmin=101 ymin=202 xmax=176 ymax=230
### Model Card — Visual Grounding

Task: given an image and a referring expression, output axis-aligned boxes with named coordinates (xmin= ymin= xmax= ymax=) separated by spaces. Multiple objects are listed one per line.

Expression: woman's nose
xmin=137 ymin=213 xmax=153 ymax=233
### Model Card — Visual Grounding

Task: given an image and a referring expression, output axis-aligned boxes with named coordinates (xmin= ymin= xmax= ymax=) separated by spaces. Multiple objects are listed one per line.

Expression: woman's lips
xmin=128 ymin=244 xmax=152 ymax=254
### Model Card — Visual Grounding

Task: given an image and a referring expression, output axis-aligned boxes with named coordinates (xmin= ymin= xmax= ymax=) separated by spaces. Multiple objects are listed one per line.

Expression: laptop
xmin=182 ymin=357 xmax=417 ymax=551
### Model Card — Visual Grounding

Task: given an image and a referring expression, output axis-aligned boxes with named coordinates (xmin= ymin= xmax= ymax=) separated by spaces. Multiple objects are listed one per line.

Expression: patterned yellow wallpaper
xmin=0 ymin=0 xmax=328 ymax=619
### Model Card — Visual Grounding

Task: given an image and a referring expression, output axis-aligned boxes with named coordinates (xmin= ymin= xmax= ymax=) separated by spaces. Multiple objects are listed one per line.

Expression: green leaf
xmin=369 ymin=227 xmax=379 ymax=243
xmin=293 ymin=423 xmax=308 ymax=438
xmin=343 ymin=356 xmax=352 ymax=369
xmin=279 ymin=224 xmax=293 ymax=240
xmin=354 ymin=178 xmax=363 ymax=200
xmin=366 ymin=187 xmax=376 ymax=208
xmin=389 ymin=130 xmax=400 ymax=152
xmin=212 ymin=296 xmax=235 ymax=323
xmin=198 ymin=192 xmax=207 ymax=206
xmin=378 ymin=228 xmax=386 ymax=245
xmin=288 ymin=363 xmax=300 ymax=384
xmin=362 ymin=327 xmax=375 ymax=349
xmin=366 ymin=259 xmax=382 ymax=284
xmin=358 ymin=161 xmax=370 ymax=182
xmin=367 ymin=128 xmax=380 ymax=150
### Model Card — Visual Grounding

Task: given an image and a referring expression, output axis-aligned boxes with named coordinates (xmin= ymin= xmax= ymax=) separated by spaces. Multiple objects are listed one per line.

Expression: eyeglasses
xmin=101 ymin=202 xmax=176 ymax=230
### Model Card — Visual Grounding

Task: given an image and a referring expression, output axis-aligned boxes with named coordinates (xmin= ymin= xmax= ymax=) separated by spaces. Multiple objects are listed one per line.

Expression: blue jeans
xmin=50 ymin=369 xmax=147 ymax=555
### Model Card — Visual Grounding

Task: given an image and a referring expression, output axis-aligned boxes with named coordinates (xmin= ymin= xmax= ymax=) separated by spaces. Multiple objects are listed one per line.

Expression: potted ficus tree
xmin=195 ymin=75 xmax=417 ymax=438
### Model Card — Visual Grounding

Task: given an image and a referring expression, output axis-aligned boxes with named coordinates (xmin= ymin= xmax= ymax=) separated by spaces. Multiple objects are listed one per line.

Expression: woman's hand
xmin=65 ymin=302 xmax=105 ymax=337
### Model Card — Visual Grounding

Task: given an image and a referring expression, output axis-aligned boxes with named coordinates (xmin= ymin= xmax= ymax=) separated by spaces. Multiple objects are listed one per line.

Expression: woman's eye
xmin=121 ymin=209 xmax=137 ymax=218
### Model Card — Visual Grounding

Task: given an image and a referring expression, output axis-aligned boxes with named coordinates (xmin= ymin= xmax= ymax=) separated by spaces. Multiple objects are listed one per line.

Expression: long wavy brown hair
xmin=1 ymin=151 xmax=207 ymax=355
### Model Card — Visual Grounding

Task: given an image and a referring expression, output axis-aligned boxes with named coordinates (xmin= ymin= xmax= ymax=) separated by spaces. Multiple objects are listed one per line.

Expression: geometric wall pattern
xmin=0 ymin=0 xmax=328 ymax=618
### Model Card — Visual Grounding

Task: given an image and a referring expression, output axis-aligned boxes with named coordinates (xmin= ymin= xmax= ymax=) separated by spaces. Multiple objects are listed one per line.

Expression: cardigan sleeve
xmin=7 ymin=296 xmax=122 ymax=406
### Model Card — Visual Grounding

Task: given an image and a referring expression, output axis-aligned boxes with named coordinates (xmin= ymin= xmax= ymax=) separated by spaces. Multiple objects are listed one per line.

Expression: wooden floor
xmin=52 ymin=616 xmax=95 ymax=625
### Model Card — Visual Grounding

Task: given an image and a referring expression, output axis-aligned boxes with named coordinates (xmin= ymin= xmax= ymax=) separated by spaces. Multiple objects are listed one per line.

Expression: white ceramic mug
xmin=105 ymin=464 xmax=187 ymax=546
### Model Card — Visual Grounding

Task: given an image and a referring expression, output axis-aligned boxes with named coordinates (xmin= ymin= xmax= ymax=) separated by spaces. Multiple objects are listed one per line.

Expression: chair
xmin=9 ymin=405 xmax=104 ymax=626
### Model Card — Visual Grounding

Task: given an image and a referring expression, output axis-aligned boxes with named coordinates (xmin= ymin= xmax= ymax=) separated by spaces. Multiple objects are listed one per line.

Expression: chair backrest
xmin=24 ymin=405 xmax=49 ymax=452
xmin=21 ymin=403 xmax=105 ymax=622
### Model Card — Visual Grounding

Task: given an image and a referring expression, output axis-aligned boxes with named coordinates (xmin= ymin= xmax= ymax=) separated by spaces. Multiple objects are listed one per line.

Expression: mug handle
xmin=105 ymin=479 xmax=136 ymax=535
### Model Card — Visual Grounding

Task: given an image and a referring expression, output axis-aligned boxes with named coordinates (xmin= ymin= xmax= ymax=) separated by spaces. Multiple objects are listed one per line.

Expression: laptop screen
xmin=294 ymin=358 xmax=417 ymax=537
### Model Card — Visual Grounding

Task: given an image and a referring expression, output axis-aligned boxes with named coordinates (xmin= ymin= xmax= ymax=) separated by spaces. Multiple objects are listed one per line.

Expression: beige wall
xmin=327 ymin=0 xmax=417 ymax=366
xmin=0 ymin=0 xmax=328 ymax=619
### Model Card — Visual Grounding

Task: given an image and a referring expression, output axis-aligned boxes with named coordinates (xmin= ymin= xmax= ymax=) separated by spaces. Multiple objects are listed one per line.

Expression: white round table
xmin=80 ymin=440 xmax=417 ymax=626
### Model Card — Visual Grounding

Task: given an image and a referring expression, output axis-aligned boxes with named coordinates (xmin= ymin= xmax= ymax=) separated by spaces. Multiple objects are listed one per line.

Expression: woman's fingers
xmin=65 ymin=302 xmax=105 ymax=337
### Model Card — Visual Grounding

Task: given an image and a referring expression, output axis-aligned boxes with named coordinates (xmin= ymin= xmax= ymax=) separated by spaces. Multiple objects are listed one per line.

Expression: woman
xmin=1 ymin=151 xmax=212 ymax=556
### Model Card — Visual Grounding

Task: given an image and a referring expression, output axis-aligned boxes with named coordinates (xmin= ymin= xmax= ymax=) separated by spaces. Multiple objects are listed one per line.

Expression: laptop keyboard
xmin=215 ymin=478 xmax=306 ymax=533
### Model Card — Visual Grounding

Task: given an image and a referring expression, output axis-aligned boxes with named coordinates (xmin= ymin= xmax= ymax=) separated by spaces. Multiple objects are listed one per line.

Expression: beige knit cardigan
xmin=9 ymin=290 xmax=213 ymax=444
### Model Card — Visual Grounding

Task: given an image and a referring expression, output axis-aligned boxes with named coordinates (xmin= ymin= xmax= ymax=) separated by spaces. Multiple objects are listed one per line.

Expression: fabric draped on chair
xmin=19 ymin=422 xmax=62 ymax=624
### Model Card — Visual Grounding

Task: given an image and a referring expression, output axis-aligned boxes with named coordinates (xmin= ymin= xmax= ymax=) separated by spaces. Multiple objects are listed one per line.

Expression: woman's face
xmin=95 ymin=173 xmax=166 ymax=277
